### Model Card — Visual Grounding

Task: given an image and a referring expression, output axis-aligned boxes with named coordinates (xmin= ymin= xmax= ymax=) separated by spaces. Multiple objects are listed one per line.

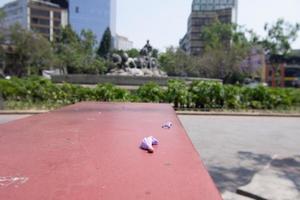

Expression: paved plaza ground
xmin=0 ymin=114 xmax=31 ymax=124
xmin=179 ymin=115 xmax=300 ymax=199
xmin=1 ymin=114 xmax=300 ymax=199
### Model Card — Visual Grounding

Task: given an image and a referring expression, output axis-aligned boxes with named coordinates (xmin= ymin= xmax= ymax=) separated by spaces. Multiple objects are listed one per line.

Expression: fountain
xmin=107 ymin=40 xmax=167 ymax=77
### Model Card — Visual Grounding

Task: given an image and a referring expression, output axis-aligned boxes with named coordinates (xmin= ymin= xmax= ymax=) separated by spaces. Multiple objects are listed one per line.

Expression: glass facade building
xmin=192 ymin=0 xmax=237 ymax=23
xmin=192 ymin=0 xmax=236 ymax=11
xmin=69 ymin=0 xmax=116 ymax=42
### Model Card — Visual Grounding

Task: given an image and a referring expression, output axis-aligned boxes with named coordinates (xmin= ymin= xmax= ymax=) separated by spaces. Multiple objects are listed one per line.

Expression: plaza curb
xmin=1 ymin=110 xmax=300 ymax=117
xmin=176 ymin=111 xmax=300 ymax=118
xmin=0 ymin=110 xmax=49 ymax=115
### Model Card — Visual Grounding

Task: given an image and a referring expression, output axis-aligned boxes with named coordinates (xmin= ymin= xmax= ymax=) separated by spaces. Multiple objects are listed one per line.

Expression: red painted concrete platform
xmin=0 ymin=102 xmax=222 ymax=200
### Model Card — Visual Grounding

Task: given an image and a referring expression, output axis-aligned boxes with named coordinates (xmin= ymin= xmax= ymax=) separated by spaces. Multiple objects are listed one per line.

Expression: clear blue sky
xmin=1 ymin=0 xmax=300 ymax=51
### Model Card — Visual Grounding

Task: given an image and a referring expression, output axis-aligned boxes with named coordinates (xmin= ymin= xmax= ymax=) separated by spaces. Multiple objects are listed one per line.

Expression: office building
xmin=1 ymin=0 xmax=68 ymax=41
xmin=1 ymin=0 xmax=117 ymax=43
xmin=1 ymin=0 xmax=27 ymax=29
xmin=68 ymin=0 xmax=116 ymax=42
xmin=180 ymin=0 xmax=238 ymax=55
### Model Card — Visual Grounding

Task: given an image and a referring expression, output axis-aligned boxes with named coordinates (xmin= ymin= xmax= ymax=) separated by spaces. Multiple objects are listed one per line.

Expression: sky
xmin=1 ymin=0 xmax=300 ymax=51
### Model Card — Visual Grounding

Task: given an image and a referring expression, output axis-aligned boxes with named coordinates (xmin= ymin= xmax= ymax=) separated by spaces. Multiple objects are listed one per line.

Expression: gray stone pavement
xmin=0 ymin=114 xmax=31 ymax=124
xmin=179 ymin=115 xmax=300 ymax=199
xmin=1 ymin=114 xmax=300 ymax=199
xmin=237 ymin=165 xmax=300 ymax=200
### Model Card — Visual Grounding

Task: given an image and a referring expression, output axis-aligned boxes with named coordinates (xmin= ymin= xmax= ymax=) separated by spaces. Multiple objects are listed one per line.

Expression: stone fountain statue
xmin=106 ymin=40 xmax=167 ymax=77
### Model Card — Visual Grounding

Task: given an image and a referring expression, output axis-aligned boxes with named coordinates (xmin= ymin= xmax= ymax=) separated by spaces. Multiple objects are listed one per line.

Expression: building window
xmin=54 ymin=20 xmax=61 ymax=27
xmin=31 ymin=8 xmax=49 ymax=18
xmin=53 ymin=12 xmax=61 ymax=19
xmin=75 ymin=6 xmax=79 ymax=13
xmin=31 ymin=17 xmax=50 ymax=26
xmin=32 ymin=27 xmax=50 ymax=35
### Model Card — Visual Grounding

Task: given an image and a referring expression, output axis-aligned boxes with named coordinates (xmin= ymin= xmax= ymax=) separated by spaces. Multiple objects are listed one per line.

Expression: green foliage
xmin=0 ymin=77 xmax=298 ymax=111
xmin=7 ymin=24 xmax=54 ymax=76
xmin=97 ymin=27 xmax=112 ymax=58
xmin=166 ymin=80 xmax=190 ymax=108
xmin=201 ymin=20 xmax=250 ymax=51
xmin=258 ymin=19 xmax=300 ymax=56
xmin=200 ymin=20 xmax=252 ymax=83
xmin=0 ymin=11 xmax=7 ymax=75
xmin=159 ymin=47 xmax=210 ymax=77
xmin=159 ymin=47 xmax=185 ymax=76
xmin=0 ymin=31 xmax=5 ymax=77
xmin=160 ymin=20 xmax=253 ymax=83
xmin=190 ymin=81 xmax=224 ymax=109
xmin=0 ymin=8 xmax=4 ymax=32
xmin=136 ymin=82 xmax=165 ymax=103
xmin=240 ymin=86 xmax=291 ymax=109
xmin=0 ymin=8 xmax=5 ymax=20
xmin=241 ymin=86 xmax=267 ymax=109
xmin=54 ymin=26 xmax=106 ymax=74
xmin=223 ymin=85 xmax=242 ymax=109
xmin=152 ymin=49 xmax=159 ymax=58
xmin=201 ymin=20 xmax=233 ymax=51
xmin=94 ymin=83 xmax=130 ymax=102
xmin=126 ymin=49 xmax=140 ymax=58
xmin=0 ymin=77 xmax=95 ymax=105
xmin=288 ymin=89 xmax=300 ymax=107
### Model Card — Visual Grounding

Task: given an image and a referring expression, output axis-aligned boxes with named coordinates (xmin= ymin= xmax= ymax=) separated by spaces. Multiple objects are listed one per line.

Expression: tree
xmin=254 ymin=19 xmax=300 ymax=87
xmin=152 ymin=48 xmax=159 ymax=58
xmin=258 ymin=18 xmax=300 ymax=56
xmin=54 ymin=25 xmax=83 ymax=74
xmin=54 ymin=26 xmax=107 ymax=74
xmin=97 ymin=27 xmax=112 ymax=58
xmin=200 ymin=20 xmax=252 ymax=83
xmin=0 ymin=9 xmax=5 ymax=76
xmin=7 ymin=24 xmax=53 ymax=76
xmin=126 ymin=48 xmax=139 ymax=57
xmin=0 ymin=8 xmax=5 ymax=24
xmin=159 ymin=47 xmax=189 ymax=76
xmin=201 ymin=20 xmax=233 ymax=51
xmin=80 ymin=29 xmax=107 ymax=74
xmin=159 ymin=47 xmax=211 ymax=77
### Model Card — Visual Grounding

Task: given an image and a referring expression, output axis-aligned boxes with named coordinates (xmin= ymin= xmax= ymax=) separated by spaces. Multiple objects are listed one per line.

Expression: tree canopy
xmin=97 ymin=27 xmax=112 ymax=58
xmin=0 ymin=10 xmax=5 ymax=76
xmin=199 ymin=20 xmax=252 ymax=83
xmin=1 ymin=15 xmax=299 ymax=83
xmin=7 ymin=24 xmax=53 ymax=76
xmin=54 ymin=26 xmax=106 ymax=74
xmin=0 ymin=8 xmax=5 ymax=23
xmin=126 ymin=48 xmax=139 ymax=58
xmin=254 ymin=18 xmax=300 ymax=56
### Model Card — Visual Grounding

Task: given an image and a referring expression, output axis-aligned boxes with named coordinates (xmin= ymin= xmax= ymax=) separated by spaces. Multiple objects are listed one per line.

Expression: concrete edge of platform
xmin=1 ymin=110 xmax=300 ymax=117
xmin=176 ymin=111 xmax=300 ymax=117
xmin=0 ymin=110 xmax=49 ymax=114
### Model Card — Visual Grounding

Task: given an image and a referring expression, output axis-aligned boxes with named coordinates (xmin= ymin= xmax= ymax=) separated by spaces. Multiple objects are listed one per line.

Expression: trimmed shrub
xmin=0 ymin=77 xmax=299 ymax=110
xmin=136 ymin=82 xmax=165 ymax=103
xmin=224 ymin=85 xmax=242 ymax=109
xmin=95 ymin=83 xmax=130 ymax=102
xmin=166 ymin=80 xmax=190 ymax=108
xmin=189 ymin=81 xmax=224 ymax=109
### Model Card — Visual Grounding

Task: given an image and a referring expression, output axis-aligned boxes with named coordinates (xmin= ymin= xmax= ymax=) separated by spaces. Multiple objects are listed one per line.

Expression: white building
xmin=114 ymin=34 xmax=134 ymax=51
xmin=2 ymin=0 xmax=28 ymax=29
xmin=1 ymin=0 xmax=68 ymax=41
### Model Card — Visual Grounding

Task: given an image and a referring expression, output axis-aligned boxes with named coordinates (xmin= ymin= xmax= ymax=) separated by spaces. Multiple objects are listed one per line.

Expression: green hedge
xmin=0 ymin=77 xmax=299 ymax=110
